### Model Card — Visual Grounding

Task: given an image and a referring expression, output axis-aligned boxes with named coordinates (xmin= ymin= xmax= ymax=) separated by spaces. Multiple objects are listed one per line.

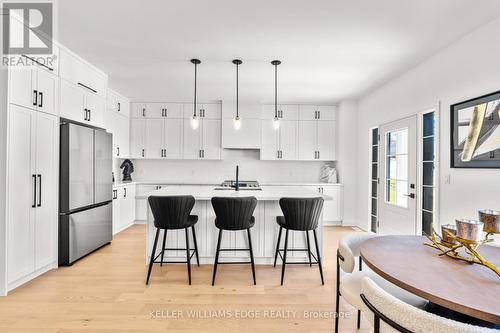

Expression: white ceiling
xmin=57 ymin=0 xmax=500 ymax=103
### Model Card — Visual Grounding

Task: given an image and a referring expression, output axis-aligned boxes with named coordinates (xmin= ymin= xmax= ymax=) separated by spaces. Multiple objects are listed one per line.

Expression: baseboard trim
xmin=6 ymin=261 xmax=56 ymax=294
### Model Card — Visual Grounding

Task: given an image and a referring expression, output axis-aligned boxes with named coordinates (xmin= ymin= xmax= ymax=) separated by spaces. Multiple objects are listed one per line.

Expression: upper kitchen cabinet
xmin=183 ymin=103 xmax=222 ymax=119
xmin=8 ymin=65 xmax=58 ymax=116
xmin=107 ymin=89 xmax=130 ymax=117
xmin=260 ymin=119 xmax=297 ymax=160
xmin=298 ymin=105 xmax=337 ymax=161
xmin=262 ymin=104 xmax=299 ymax=120
xmin=131 ymin=102 xmax=183 ymax=118
xmin=129 ymin=118 xmax=183 ymax=159
xmin=59 ymin=48 xmax=107 ymax=98
xmin=60 ymin=79 xmax=106 ymax=128
xmin=298 ymin=105 xmax=337 ymax=121
xmin=222 ymin=102 xmax=262 ymax=149
xmin=183 ymin=118 xmax=221 ymax=160
xmin=105 ymin=89 xmax=131 ymax=158
xmin=59 ymin=48 xmax=107 ymax=128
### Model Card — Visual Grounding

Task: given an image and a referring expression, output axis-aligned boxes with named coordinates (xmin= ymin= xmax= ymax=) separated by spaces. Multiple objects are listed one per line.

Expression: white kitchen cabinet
xmin=107 ymin=89 xmax=130 ymax=117
xmin=131 ymin=102 xmax=183 ymax=119
xmin=59 ymin=48 xmax=107 ymax=98
xmin=299 ymin=105 xmax=337 ymax=121
xmin=164 ymin=118 xmax=183 ymax=159
xmin=9 ymin=66 xmax=58 ymax=116
xmin=112 ymin=185 xmax=136 ymax=234
xmin=146 ymin=119 xmax=164 ymax=158
xmin=130 ymin=119 xmax=146 ymax=158
xmin=183 ymin=103 xmax=222 ymax=119
xmin=306 ymin=185 xmax=343 ymax=223
xmin=136 ymin=185 xmax=162 ymax=221
xmin=262 ymin=104 xmax=299 ymax=120
xmin=105 ymin=109 xmax=130 ymax=158
xmin=260 ymin=119 xmax=297 ymax=160
xmin=298 ymin=119 xmax=336 ymax=161
xmin=7 ymin=105 xmax=58 ymax=287
xmin=60 ymin=79 xmax=105 ymax=128
xmin=183 ymin=118 xmax=221 ymax=160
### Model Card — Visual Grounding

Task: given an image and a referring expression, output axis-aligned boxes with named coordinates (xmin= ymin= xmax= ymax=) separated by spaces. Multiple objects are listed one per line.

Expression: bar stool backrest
xmin=211 ymin=197 xmax=257 ymax=230
xmin=279 ymin=197 xmax=324 ymax=231
xmin=148 ymin=195 xmax=195 ymax=230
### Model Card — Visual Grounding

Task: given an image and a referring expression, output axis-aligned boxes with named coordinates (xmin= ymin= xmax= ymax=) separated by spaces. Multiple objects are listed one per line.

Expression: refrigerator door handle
xmin=32 ymin=174 xmax=37 ymax=208
xmin=37 ymin=174 xmax=42 ymax=207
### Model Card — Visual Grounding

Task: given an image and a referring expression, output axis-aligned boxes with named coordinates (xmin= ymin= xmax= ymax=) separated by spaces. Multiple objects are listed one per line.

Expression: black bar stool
xmin=274 ymin=197 xmax=324 ymax=285
xmin=146 ymin=195 xmax=200 ymax=285
xmin=211 ymin=196 xmax=258 ymax=286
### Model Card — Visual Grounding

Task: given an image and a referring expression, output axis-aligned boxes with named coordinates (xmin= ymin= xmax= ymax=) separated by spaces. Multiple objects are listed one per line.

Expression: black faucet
xmin=234 ymin=165 xmax=240 ymax=191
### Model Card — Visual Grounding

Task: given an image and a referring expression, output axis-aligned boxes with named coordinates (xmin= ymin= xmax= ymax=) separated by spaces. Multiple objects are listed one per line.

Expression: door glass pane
xmin=386 ymin=128 xmax=409 ymax=208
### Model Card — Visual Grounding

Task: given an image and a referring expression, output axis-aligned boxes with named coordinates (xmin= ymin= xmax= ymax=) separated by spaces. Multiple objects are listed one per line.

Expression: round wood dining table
xmin=360 ymin=235 xmax=500 ymax=324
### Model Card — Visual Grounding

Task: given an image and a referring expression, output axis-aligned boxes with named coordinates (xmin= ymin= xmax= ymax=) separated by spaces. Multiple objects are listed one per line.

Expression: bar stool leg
xmin=247 ymin=229 xmax=256 ymax=285
xmin=192 ymin=226 xmax=200 ymax=266
xmin=185 ymin=228 xmax=192 ymax=285
xmin=160 ymin=229 xmax=167 ymax=266
xmin=335 ymin=251 xmax=341 ymax=333
xmin=146 ymin=228 xmax=160 ymax=285
xmin=212 ymin=229 xmax=223 ymax=286
xmin=306 ymin=230 xmax=312 ymax=267
xmin=313 ymin=229 xmax=324 ymax=285
xmin=280 ymin=229 xmax=289 ymax=286
xmin=274 ymin=226 xmax=282 ymax=267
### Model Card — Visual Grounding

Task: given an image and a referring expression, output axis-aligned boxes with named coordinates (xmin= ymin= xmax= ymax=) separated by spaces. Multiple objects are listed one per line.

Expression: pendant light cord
xmin=193 ymin=62 xmax=197 ymax=117
xmin=236 ymin=62 xmax=239 ymax=118
xmin=274 ymin=63 xmax=277 ymax=118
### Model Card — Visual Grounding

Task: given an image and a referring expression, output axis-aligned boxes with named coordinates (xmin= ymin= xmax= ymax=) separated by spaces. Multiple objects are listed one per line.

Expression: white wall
xmin=337 ymin=101 xmax=358 ymax=226
xmin=118 ymin=149 xmax=332 ymax=184
xmin=356 ymin=16 xmax=500 ymax=231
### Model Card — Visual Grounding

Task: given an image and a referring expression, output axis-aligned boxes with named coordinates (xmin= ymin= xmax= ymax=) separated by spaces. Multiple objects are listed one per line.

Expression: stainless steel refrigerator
xmin=59 ymin=122 xmax=113 ymax=265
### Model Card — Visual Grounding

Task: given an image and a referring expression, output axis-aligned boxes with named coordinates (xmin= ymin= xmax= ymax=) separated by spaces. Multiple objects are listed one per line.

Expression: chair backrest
xmin=148 ymin=195 xmax=195 ymax=230
xmin=361 ymin=277 xmax=497 ymax=333
xmin=338 ymin=232 xmax=378 ymax=273
xmin=278 ymin=197 xmax=323 ymax=231
xmin=211 ymin=196 xmax=257 ymax=230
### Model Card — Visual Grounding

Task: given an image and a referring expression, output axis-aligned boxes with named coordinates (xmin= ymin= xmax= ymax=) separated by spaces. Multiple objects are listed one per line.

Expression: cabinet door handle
xmin=318 ymin=111 xmax=320 ymax=119
xmin=77 ymin=82 xmax=97 ymax=94
xmin=142 ymin=108 xmax=145 ymax=117
xmin=142 ymin=149 xmax=145 ymax=157
xmin=88 ymin=110 xmax=91 ymax=122
xmin=124 ymin=188 xmax=127 ymax=197
xmin=32 ymin=174 xmax=37 ymax=208
xmin=164 ymin=108 xmax=167 ymax=117
xmin=33 ymin=90 xmax=38 ymax=106
xmin=317 ymin=151 xmax=320 ymax=159
xmin=38 ymin=92 xmax=43 ymax=108
xmin=118 ymin=102 xmax=121 ymax=112
xmin=117 ymin=147 xmax=120 ymax=156
xmin=84 ymin=108 xmax=88 ymax=121
xmin=37 ymin=174 xmax=42 ymax=207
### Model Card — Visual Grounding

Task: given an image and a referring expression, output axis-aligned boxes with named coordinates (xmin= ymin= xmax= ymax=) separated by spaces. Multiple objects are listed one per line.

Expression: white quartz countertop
xmin=113 ymin=181 xmax=342 ymax=188
xmin=137 ymin=185 xmax=332 ymax=201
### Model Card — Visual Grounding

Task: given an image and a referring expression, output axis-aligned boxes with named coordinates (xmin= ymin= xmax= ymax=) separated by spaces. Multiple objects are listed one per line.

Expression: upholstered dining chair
xmin=335 ymin=232 xmax=427 ymax=333
xmin=360 ymin=276 xmax=497 ymax=333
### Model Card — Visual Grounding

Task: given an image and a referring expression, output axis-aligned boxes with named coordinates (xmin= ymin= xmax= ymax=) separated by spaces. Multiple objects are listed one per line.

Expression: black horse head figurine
xmin=120 ymin=159 xmax=134 ymax=181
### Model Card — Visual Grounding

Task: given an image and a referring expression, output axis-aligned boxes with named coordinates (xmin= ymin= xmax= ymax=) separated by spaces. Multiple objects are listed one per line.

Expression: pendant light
xmin=190 ymin=58 xmax=201 ymax=130
xmin=271 ymin=60 xmax=281 ymax=130
xmin=232 ymin=59 xmax=242 ymax=130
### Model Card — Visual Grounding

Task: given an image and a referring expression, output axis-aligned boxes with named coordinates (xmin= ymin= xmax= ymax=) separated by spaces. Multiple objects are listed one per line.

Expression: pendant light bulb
xmin=233 ymin=116 xmax=242 ymax=130
xmin=273 ymin=116 xmax=280 ymax=130
xmin=191 ymin=115 xmax=199 ymax=130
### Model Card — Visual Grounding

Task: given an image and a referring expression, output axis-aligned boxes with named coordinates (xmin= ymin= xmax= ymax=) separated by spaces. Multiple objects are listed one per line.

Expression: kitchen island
xmin=138 ymin=185 xmax=332 ymax=264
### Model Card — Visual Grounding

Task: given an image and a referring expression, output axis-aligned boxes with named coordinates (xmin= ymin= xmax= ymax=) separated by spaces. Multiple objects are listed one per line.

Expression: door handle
xmin=404 ymin=193 xmax=416 ymax=199
xmin=32 ymin=175 xmax=37 ymax=208
xmin=38 ymin=92 xmax=43 ymax=108
xmin=37 ymin=174 xmax=42 ymax=207
xmin=33 ymin=90 xmax=38 ymax=106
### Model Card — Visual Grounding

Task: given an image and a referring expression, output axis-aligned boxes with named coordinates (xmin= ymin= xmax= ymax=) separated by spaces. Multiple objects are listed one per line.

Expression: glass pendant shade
xmin=190 ymin=115 xmax=199 ymax=130
xmin=273 ymin=116 xmax=280 ymax=130
xmin=233 ymin=116 xmax=242 ymax=130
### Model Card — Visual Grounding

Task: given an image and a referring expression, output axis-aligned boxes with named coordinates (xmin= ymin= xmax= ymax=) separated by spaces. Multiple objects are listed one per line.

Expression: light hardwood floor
xmin=0 ymin=225 xmax=370 ymax=332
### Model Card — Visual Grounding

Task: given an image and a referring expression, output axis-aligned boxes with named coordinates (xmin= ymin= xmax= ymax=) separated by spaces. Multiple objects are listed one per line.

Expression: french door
xmin=378 ymin=116 xmax=418 ymax=235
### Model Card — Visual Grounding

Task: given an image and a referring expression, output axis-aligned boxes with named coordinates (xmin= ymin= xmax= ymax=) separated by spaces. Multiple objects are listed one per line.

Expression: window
xmin=385 ymin=128 xmax=409 ymax=208
xmin=422 ymin=112 xmax=436 ymax=235
xmin=370 ymin=127 xmax=379 ymax=233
